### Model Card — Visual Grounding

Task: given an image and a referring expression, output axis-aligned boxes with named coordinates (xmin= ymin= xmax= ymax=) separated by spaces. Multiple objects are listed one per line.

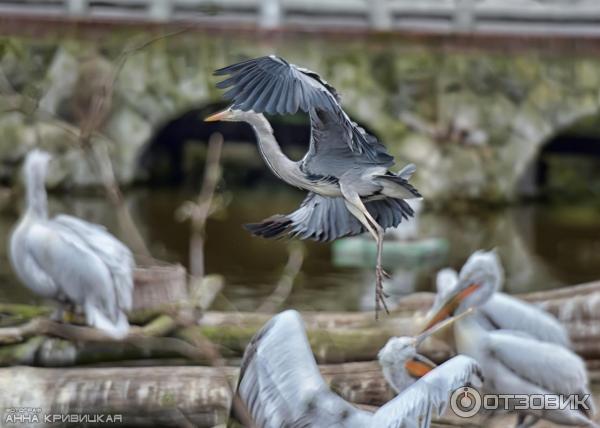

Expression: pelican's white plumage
xmin=426 ymin=250 xmax=596 ymax=427
xmin=233 ymin=310 xmax=482 ymax=428
xmin=9 ymin=150 xmax=134 ymax=338
xmin=455 ymin=315 xmax=596 ymax=427
xmin=430 ymin=251 xmax=569 ymax=347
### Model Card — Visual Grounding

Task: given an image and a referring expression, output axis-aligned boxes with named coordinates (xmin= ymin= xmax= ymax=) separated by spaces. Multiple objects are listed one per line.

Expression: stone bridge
xmin=1 ymin=28 xmax=600 ymax=203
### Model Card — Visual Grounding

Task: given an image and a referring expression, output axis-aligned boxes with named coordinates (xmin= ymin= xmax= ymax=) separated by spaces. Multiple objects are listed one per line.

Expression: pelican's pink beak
xmin=421 ymin=283 xmax=481 ymax=333
xmin=204 ymin=109 xmax=233 ymax=122
xmin=405 ymin=356 xmax=435 ymax=378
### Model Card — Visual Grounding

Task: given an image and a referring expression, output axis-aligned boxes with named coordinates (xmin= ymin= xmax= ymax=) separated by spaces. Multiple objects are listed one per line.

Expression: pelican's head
xmin=378 ymin=336 xmax=435 ymax=393
xmin=23 ymin=149 xmax=52 ymax=185
xmin=204 ymin=107 xmax=260 ymax=123
xmin=423 ymin=250 xmax=503 ymax=331
xmin=377 ymin=312 xmax=471 ymax=394
xmin=378 ymin=336 xmax=417 ymax=366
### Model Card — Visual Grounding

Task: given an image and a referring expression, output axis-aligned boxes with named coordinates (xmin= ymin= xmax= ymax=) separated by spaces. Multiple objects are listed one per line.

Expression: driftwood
xmin=1 ymin=364 xmax=598 ymax=428
xmin=0 ymin=362 xmax=392 ymax=427
xmin=1 ymin=281 xmax=600 ymax=367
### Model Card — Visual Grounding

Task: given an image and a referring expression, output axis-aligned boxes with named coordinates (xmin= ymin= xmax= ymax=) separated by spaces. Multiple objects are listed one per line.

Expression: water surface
xmin=1 ymin=187 xmax=599 ymax=312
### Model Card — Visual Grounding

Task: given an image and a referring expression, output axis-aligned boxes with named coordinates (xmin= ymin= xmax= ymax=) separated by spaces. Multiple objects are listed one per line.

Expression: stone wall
xmin=1 ymin=30 xmax=600 ymax=203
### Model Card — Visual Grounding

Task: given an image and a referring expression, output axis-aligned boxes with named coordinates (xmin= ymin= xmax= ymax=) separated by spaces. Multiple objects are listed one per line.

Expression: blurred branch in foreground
xmin=176 ymin=132 xmax=226 ymax=313
xmin=73 ymin=31 xmax=192 ymax=258
xmin=258 ymin=243 xmax=304 ymax=313
xmin=177 ymin=133 xmax=224 ymax=280
xmin=173 ymin=132 xmax=255 ymax=427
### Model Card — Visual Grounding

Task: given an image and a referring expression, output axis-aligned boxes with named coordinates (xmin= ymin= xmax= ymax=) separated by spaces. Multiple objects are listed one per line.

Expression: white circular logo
xmin=450 ymin=386 xmax=481 ymax=418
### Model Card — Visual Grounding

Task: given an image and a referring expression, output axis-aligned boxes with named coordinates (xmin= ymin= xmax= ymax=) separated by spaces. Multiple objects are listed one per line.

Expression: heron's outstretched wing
xmin=214 ymin=55 xmax=392 ymax=163
xmin=301 ymin=108 xmax=394 ymax=178
xmin=233 ymin=310 xmax=371 ymax=428
xmin=479 ymin=293 xmax=570 ymax=347
xmin=372 ymin=355 xmax=482 ymax=428
xmin=52 ymin=215 xmax=134 ymax=312
xmin=487 ymin=330 xmax=588 ymax=397
xmin=245 ymin=193 xmax=414 ymax=242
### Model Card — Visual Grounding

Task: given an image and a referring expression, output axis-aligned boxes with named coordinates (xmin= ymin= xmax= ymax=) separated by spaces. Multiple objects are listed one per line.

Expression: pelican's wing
xmin=245 ymin=192 xmax=414 ymax=242
xmin=487 ymin=330 xmax=588 ymax=397
xmin=214 ymin=55 xmax=392 ymax=164
xmin=25 ymin=221 xmax=128 ymax=336
xmin=233 ymin=310 xmax=371 ymax=428
xmin=480 ymin=293 xmax=570 ymax=347
xmin=52 ymin=215 xmax=134 ymax=312
xmin=372 ymin=355 xmax=482 ymax=428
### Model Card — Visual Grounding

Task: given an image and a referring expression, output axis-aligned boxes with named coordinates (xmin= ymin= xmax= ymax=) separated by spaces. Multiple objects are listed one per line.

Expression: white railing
xmin=1 ymin=0 xmax=600 ymax=35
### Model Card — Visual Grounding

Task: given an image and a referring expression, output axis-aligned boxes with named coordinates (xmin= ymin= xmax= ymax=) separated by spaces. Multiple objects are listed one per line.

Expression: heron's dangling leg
xmin=341 ymin=192 xmax=389 ymax=318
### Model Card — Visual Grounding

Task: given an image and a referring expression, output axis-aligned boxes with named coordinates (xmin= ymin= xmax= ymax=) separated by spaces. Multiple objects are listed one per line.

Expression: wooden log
xmin=0 ymin=362 xmax=393 ymax=427
xmin=1 ymin=364 xmax=597 ymax=428
xmin=1 ymin=281 xmax=600 ymax=367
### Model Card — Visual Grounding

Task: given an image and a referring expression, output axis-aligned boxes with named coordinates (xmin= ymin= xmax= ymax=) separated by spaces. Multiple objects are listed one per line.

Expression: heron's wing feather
xmin=301 ymin=109 xmax=393 ymax=178
xmin=52 ymin=215 xmax=134 ymax=311
xmin=215 ymin=55 xmax=391 ymax=162
xmin=234 ymin=310 xmax=370 ymax=427
xmin=372 ymin=355 xmax=482 ymax=428
xmin=480 ymin=293 xmax=570 ymax=347
xmin=487 ymin=330 xmax=588 ymax=396
xmin=245 ymin=193 xmax=414 ymax=243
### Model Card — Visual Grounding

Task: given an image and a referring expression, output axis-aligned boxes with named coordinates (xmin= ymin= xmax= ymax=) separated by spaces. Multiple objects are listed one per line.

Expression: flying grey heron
xmin=205 ymin=55 xmax=421 ymax=315
xmin=230 ymin=309 xmax=482 ymax=428
xmin=9 ymin=150 xmax=134 ymax=339
xmin=426 ymin=250 xmax=570 ymax=347
xmin=423 ymin=251 xmax=596 ymax=427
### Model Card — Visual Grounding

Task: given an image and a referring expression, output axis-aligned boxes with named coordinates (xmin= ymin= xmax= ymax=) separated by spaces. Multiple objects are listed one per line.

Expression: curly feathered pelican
xmin=424 ymin=251 xmax=596 ymax=427
xmin=206 ymin=55 xmax=421 ymax=315
xmin=229 ymin=309 xmax=482 ymax=428
xmin=9 ymin=150 xmax=134 ymax=339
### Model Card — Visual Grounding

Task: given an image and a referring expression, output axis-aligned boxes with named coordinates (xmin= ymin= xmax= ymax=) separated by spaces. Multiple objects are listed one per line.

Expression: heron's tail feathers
xmin=245 ymin=193 xmax=414 ymax=243
xmin=397 ymin=163 xmax=417 ymax=180
xmin=375 ymin=170 xmax=421 ymax=200
xmin=244 ymin=215 xmax=292 ymax=239
xmin=85 ymin=304 xmax=130 ymax=339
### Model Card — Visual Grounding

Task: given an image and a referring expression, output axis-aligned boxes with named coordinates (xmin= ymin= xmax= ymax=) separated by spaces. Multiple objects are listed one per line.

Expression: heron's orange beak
xmin=405 ymin=356 xmax=435 ymax=378
xmin=204 ymin=109 xmax=232 ymax=122
xmin=421 ymin=283 xmax=481 ymax=333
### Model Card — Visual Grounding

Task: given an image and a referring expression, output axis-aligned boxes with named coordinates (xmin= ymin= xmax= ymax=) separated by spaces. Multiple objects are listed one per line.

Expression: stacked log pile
xmin=1 ymin=281 xmax=599 ymax=426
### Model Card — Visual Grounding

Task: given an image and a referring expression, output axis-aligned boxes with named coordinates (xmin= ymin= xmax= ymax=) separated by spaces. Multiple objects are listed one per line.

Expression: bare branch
xmin=258 ymin=243 xmax=304 ymax=313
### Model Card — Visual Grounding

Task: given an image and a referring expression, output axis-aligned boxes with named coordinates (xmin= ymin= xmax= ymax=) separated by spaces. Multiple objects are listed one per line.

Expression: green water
xmin=1 ymin=187 xmax=600 ymax=312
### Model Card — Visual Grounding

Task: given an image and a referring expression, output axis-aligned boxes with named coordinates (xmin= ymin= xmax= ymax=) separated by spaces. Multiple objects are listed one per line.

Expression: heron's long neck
xmin=25 ymin=169 xmax=48 ymax=219
xmin=247 ymin=114 xmax=304 ymax=187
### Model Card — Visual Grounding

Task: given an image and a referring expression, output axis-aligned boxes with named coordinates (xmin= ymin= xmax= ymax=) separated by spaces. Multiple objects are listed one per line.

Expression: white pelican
xmin=9 ymin=150 xmax=134 ymax=339
xmin=428 ymin=250 xmax=570 ymax=347
xmin=424 ymin=252 xmax=597 ymax=427
xmin=231 ymin=309 xmax=482 ymax=428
